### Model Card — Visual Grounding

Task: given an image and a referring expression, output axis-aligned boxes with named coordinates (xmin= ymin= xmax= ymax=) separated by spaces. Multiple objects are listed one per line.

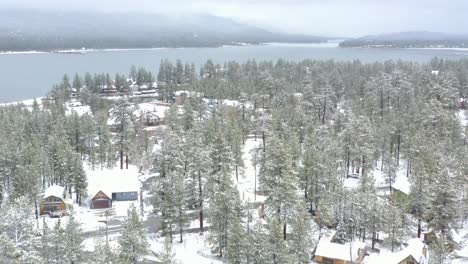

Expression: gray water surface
xmin=1 ymin=43 xmax=468 ymax=102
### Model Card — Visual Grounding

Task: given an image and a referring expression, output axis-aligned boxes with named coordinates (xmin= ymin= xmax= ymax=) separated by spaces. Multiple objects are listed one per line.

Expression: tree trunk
xmin=254 ymin=162 xmax=257 ymax=201
xmin=305 ymin=174 xmax=308 ymax=199
xmin=322 ymin=97 xmax=327 ymax=125
xmin=362 ymin=156 xmax=366 ymax=176
xmin=417 ymin=219 xmax=422 ymax=238
xmin=125 ymin=154 xmax=129 ymax=169
xmin=34 ymin=199 xmax=38 ymax=220
xmin=283 ymin=223 xmax=287 ymax=241
xmin=198 ymin=170 xmax=204 ymax=234
xmin=235 ymin=165 xmax=238 ymax=183
xmin=396 ymin=132 xmax=401 ymax=166
xmin=179 ymin=221 xmax=183 ymax=243
xmin=262 ymin=131 xmax=266 ymax=152
xmin=120 ymin=149 xmax=123 ymax=170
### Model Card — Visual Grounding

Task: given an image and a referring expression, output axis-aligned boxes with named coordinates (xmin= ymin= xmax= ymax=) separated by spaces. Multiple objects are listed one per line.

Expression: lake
xmin=2 ymin=43 xmax=468 ymax=102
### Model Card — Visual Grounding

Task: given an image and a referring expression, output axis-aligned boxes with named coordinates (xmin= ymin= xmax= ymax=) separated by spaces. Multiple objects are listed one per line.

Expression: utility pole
xmin=104 ymin=209 xmax=111 ymax=243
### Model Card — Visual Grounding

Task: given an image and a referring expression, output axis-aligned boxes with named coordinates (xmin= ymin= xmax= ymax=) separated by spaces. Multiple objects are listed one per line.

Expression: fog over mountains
xmin=0 ymin=9 xmax=327 ymax=51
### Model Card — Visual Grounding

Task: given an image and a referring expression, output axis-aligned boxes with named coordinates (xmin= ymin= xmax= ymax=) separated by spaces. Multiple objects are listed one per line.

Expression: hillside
xmin=340 ymin=31 xmax=468 ymax=48
xmin=0 ymin=9 xmax=327 ymax=51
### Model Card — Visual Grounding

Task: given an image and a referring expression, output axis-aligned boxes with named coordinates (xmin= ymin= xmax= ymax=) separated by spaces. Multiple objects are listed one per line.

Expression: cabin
xmin=314 ymin=239 xmax=366 ymax=264
xmin=144 ymin=112 xmax=160 ymax=126
xmin=40 ymin=185 xmax=72 ymax=216
xmin=138 ymin=83 xmax=158 ymax=96
xmin=88 ymin=166 xmax=140 ymax=209
xmin=90 ymin=190 xmax=112 ymax=209
xmin=175 ymin=90 xmax=189 ymax=104
xmin=174 ymin=90 xmax=203 ymax=104
xmin=99 ymin=85 xmax=118 ymax=96
xmin=89 ymin=189 xmax=138 ymax=209
xmin=70 ymin=88 xmax=78 ymax=98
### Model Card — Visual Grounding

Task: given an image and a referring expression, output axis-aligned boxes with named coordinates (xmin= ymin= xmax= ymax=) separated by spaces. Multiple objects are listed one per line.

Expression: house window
xmin=46 ymin=205 xmax=59 ymax=212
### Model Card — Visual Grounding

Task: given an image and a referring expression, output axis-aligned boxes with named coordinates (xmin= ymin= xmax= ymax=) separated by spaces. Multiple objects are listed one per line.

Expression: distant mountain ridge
xmin=340 ymin=31 xmax=468 ymax=48
xmin=0 ymin=9 xmax=328 ymax=51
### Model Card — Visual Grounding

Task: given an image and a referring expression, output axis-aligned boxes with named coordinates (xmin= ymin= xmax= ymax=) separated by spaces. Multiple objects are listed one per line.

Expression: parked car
xmin=347 ymin=173 xmax=360 ymax=179
xmin=49 ymin=211 xmax=63 ymax=218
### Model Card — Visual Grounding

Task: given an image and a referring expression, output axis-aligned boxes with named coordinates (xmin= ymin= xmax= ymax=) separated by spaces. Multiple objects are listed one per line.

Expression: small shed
xmin=40 ymin=185 xmax=72 ymax=215
xmin=90 ymin=190 xmax=112 ymax=209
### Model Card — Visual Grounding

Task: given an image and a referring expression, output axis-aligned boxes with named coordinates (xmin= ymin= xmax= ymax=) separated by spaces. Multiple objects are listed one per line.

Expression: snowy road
xmin=82 ymin=213 xmax=161 ymax=239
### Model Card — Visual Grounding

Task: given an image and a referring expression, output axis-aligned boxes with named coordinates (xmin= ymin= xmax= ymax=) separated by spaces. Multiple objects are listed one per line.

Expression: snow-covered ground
xmin=148 ymin=232 xmax=222 ymax=264
xmin=457 ymin=109 xmax=467 ymax=127
xmin=344 ymin=159 xmax=411 ymax=195
xmin=364 ymin=238 xmax=427 ymax=264
xmin=135 ymin=101 xmax=170 ymax=119
xmin=65 ymin=100 xmax=92 ymax=116
xmin=236 ymin=137 xmax=266 ymax=203
xmin=0 ymin=97 xmax=44 ymax=108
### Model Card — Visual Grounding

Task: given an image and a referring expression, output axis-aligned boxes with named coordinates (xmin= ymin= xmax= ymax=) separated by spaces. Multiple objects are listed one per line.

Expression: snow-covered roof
xmin=371 ymin=160 xmax=411 ymax=195
xmin=43 ymin=185 xmax=65 ymax=198
xmin=364 ymin=238 xmax=427 ymax=264
xmin=315 ymin=238 xmax=365 ymax=261
xmin=392 ymin=175 xmax=411 ymax=195
xmin=135 ymin=102 xmax=169 ymax=119
xmin=175 ymin=90 xmax=189 ymax=96
xmin=86 ymin=165 xmax=140 ymax=201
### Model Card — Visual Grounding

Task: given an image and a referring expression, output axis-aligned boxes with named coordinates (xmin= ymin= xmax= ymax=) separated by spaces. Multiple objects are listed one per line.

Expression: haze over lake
xmin=2 ymin=43 xmax=468 ymax=102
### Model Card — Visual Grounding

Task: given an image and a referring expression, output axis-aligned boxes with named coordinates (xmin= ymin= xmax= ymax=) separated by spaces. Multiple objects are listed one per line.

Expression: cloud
xmin=1 ymin=0 xmax=466 ymax=37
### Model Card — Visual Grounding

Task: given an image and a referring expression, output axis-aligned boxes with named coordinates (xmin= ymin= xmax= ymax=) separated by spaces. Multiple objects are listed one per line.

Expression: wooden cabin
xmin=40 ymin=185 xmax=72 ymax=216
xmin=90 ymin=190 xmax=112 ymax=209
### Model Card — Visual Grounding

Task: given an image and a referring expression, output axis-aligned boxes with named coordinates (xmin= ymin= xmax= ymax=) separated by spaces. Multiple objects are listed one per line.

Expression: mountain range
xmin=0 ymin=9 xmax=328 ymax=51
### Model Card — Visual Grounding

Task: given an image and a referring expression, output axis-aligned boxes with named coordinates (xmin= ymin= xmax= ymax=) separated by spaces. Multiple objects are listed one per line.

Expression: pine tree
xmin=246 ymin=221 xmax=272 ymax=264
xmin=63 ymin=214 xmax=85 ymax=263
xmin=92 ymin=231 xmax=117 ymax=264
xmin=384 ymin=203 xmax=404 ymax=252
xmin=118 ymin=205 xmax=148 ymax=264
xmin=269 ymin=220 xmax=293 ymax=264
xmin=187 ymin=123 xmax=211 ymax=233
xmin=50 ymin=220 xmax=66 ymax=264
xmin=207 ymin=166 xmax=242 ymax=258
xmin=428 ymin=163 xmax=458 ymax=237
xmin=40 ymin=223 xmax=54 ymax=264
xmin=290 ymin=203 xmax=313 ymax=264
xmin=225 ymin=215 xmax=247 ymax=264
xmin=158 ymin=235 xmax=179 ymax=264
xmin=259 ymin=134 xmax=299 ymax=240
xmin=150 ymin=130 xmax=188 ymax=241
xmin=0 ymin=197 xmax=39 ymax=263
xmin=112 ymin=98 xmax=134 ymax=169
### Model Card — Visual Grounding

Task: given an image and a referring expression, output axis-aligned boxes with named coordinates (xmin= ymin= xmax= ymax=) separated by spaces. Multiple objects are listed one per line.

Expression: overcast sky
xmin=1 ymin=0 xmax=466 ymax=37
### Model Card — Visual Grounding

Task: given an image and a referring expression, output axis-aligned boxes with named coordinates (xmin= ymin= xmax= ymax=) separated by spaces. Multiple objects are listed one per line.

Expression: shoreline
xmin=0 ymin=42 xmax=333 ymax=55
